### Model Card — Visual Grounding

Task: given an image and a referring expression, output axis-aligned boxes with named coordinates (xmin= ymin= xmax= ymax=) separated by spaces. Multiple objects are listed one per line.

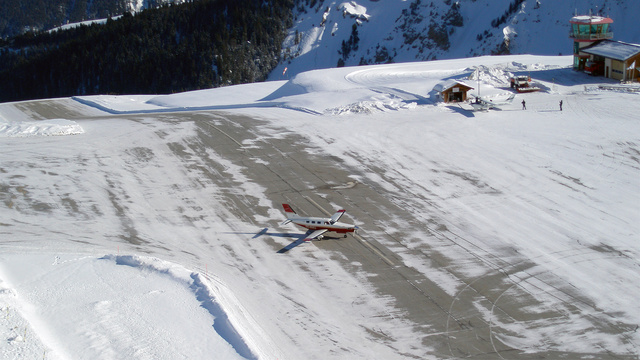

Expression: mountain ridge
xmin=271 ymin=0 xmax=640 ymax=80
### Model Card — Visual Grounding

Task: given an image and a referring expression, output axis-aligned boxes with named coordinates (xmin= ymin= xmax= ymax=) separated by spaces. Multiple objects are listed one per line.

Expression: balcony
xmin=570 ymin=32 xmax=614 ymax=41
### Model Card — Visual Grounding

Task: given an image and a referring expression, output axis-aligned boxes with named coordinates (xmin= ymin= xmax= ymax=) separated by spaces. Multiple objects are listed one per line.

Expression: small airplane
xmin=281 ymin=203 xmax=359 ymax=242
xmin=468 ymin=93 xmax=516 ymax=111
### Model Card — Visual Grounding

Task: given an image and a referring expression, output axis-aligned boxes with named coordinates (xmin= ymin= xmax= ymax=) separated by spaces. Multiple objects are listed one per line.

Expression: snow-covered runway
xmin=1 ymin=55 xmax=639 ymax=359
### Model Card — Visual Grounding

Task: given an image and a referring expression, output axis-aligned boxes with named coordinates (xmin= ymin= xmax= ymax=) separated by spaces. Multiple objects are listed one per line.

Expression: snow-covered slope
xmin=45 ymin=0 xmax=186 ymax=32
xmin=271 ymin=0 xmax=640 ymax=80
xmin=124 ymin=0 xmax=187 ymax=13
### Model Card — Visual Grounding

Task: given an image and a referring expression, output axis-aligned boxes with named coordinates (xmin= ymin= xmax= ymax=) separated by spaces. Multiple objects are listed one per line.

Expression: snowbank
xmin=0 ymin=119 xmax=84 ymax=137
xmin=0 ymin=253 xmax=254 ymax=360
xmin=73 ymin=55 xmax=572 ymax=116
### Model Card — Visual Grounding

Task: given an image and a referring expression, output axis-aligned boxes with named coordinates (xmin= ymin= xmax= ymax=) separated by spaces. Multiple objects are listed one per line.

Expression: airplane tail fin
xmin=282 ymin=204 xmax=297 ymax=225
xmin=282 ymin=204 xmax=297 ymax=218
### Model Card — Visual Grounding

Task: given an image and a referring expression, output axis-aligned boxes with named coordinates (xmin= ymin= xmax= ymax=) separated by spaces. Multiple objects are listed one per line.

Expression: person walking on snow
xmin=559 ymin=100 xmax=563 ymax=111
xmin=522 ymin=99 xmax=526 ymax=110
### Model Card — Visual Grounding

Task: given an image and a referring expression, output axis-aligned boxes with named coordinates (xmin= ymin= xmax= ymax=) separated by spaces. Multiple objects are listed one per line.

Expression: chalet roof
xmin=433 ymin=80 xmax=473 ymax=93
xmin=582 ymin=40 xmax=640 ymax=61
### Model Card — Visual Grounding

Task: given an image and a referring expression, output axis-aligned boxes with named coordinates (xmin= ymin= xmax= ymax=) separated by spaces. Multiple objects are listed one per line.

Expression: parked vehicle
xmin=510 ymin=75 xmax=541 ymax=93
xmin=584 ymin=60 xmax=604 ymax=76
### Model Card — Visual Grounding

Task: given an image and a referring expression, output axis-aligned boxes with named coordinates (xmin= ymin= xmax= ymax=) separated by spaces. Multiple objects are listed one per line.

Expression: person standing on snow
xmin=559 ymin=100 xmax=563 ymax=111
xmin=522 ymin=99 xmax=526 ymax=110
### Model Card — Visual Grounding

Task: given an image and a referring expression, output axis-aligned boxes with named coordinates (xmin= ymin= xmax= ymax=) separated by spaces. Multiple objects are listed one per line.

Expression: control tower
xmin=569 ymin=14 xmax=613 ymax=71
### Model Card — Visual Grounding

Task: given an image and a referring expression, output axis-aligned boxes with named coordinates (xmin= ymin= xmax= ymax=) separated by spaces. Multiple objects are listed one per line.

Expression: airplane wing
xmin=491 ymin=94 xmax=516 ymax=105
xmin=303 ymin=229 xmax=328 ymax=242
xmin=329 ymin=209 xmax=346 ymax=224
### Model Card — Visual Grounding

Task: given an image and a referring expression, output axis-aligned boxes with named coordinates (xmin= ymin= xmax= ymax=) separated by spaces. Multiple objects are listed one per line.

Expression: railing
xmin=569 ymin=32 xmax=613 ymax=40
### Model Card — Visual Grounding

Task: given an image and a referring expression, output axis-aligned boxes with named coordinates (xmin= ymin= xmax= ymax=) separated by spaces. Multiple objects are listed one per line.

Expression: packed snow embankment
xmin=0 ymin=254 xmax=256 ymax=360
xmin=0 ymin=119 xmax=84 ymax=137
xmin=72 ymin=56 xmax=574 ymax=117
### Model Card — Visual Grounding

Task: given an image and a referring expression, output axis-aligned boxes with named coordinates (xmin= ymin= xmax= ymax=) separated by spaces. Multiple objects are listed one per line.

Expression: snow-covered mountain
xmin=270 ymin=0 xmax=640 ymax=79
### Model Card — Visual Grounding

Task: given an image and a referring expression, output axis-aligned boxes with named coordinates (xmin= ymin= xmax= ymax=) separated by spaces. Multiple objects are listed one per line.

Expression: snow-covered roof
xmin=582 ymin=40 xmax=640 ymax=61
xmin=433 ymin=79 xmax=473 ymax=92
xmin=570 ymin=15 xmax=613 ymax=24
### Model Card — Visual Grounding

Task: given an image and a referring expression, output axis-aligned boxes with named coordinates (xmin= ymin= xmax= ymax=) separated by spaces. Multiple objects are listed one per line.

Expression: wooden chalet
xmin=434 ymin=80 xmax=474 ymax=103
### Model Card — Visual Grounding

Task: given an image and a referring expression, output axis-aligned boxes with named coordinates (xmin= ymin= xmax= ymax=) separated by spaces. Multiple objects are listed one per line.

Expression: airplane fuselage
xmin=289 ymin=216 xmax=357 ymax=233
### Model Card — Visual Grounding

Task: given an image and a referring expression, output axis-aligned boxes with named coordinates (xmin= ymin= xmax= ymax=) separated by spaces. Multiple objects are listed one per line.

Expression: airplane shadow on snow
xmin=227 ymin=228 xmax=342 ymax=253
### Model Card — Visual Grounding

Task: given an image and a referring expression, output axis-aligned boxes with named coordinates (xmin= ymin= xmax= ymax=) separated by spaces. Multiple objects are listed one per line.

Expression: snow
xmin=0 ymin=254 xmax=249 ymax=360
xmin=48 ymin=16 xmax=123 ymax=33
xmin=2 ymin=53 xmax=640 ymax=358
xmin=46 ymin=1 xmax=188 ymax=34
xmin=570 ymin=15 xmax=613 ymax=24
xmin=272 ymin=0 xmax=640 ymax=79
xmin=0 ymin=119 xmax=84 ymax=137
xmin=582 ymin=40 xmax=640 ymax=61
xmin=433 ymin=79 xmax=474 ymax=92
xmin=338 ymin=2 xmax=370 ymax=22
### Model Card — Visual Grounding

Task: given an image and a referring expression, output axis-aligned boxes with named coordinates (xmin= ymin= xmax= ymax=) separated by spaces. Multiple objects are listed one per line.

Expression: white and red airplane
xmin=281 ymin=203 xmax=358 ymax=241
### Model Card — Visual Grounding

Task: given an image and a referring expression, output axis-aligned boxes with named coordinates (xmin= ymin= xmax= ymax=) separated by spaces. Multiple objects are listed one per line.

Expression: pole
xmin=476 ymin=68 xmax=480 ymax=99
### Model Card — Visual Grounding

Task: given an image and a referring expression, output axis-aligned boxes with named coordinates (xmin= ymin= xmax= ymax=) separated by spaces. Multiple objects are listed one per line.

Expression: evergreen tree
xmin=0 ymin=0 xmax=295 ymax=102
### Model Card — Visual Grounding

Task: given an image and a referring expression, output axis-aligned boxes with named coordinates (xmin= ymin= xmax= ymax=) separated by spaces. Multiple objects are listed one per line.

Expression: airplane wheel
xmin=344 ymin=234 xmax=348 ymax=238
